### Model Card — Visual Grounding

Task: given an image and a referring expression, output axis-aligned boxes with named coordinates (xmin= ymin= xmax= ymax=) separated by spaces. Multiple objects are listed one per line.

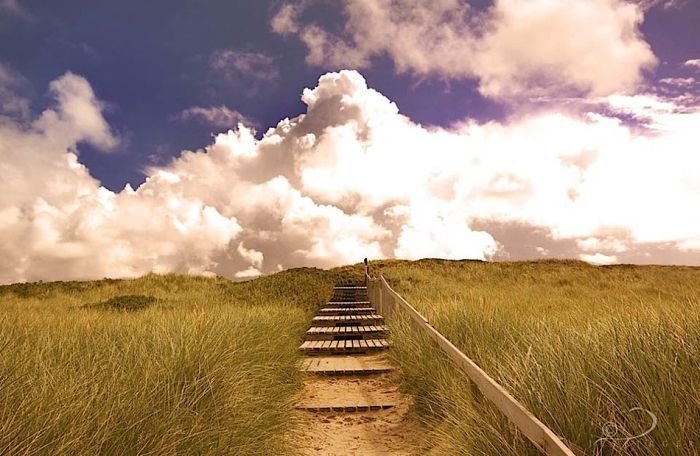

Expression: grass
xmin=2 ymin=260 xmax=698 ymax=455
xmin=367 ymin=259 xmax=700 ymax=455
xmin=0 ymin=270 xmax=334 ymax=455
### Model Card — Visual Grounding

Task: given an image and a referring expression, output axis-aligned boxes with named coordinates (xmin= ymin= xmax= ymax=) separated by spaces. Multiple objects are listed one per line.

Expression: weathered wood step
xmin=294 ymin=374 xmax=399 ymax=412
xmin=299 ymin=339 xmax=389 ymax=354
xmin=295 ymin=404 xmax=395 ymax=412
xmin=319 ymin=307 xmax=375 ymax=315
xmin=326 ymin=300 xmax=371 ymax=306
xmin=330 ymin=293 xmax=368 ymax=299
xmin=300 ymin=355 xmax=394 ymax=375
xmin=305 ymin=325 xmax=389 ymax=340
xmin=307 ymin=325 xmax=389 ymax=335
xmin=311 ymin=314 xmax=384 ymax=326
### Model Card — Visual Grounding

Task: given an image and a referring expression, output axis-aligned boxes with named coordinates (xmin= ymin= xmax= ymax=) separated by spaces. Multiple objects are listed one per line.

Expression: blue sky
xmin=11 ymin=0 xmax=699 ymax=189
xmin=1 ymin=0 xmax=699 ymax=283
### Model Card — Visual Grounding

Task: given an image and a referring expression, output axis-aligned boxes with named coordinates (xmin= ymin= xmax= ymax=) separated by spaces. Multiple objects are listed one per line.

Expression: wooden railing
xmin=365 ymin=272 xmax=577 ymax=456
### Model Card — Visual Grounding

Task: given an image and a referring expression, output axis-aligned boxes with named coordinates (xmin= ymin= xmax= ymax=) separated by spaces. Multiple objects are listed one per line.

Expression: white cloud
xmin=580 ymin=253 xmax=619 ymax=265
xmin=0 ymin=63 xmax=30 ymax=119
xmin=210 ymin=49 xmax=278 ymax=83
xmin=1 ymin=69 xmax=699 ymax=284
xmin=270 ymin=3 xmax=301 ymax=34
xmin=178 ymin=106 xmax=254 ymax=128
xmin=684 ymin=59 xmax=700 ymax=70
xmin=659 ymin=77 xmax=696 ymax=87
xmin=42 ymin=72 xmax=118 ymax=150
xmin=635 ymin=0 xmax=688 ymax=10
xmin=234 ymin=266 xmax=262 ymax=279
xmin=237 ymin=242 xmax=263 ymax=269
xmin=272 ymin=0 xmax=657 ymax=99
xmin=0 ymin=73 xmax=240 ymax=283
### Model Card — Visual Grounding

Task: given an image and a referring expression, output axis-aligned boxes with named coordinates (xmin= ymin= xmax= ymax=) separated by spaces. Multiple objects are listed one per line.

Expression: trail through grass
xmin=3 ymin=260 xmax=698 ymax=455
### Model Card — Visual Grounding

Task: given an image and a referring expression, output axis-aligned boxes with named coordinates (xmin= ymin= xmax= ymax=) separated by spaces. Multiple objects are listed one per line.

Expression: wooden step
xmin=305 ymin=325 xmax=389 ymax=340
xmin=300 ymin=355 xmax=394 ymax=375
xmin=319 ymin=307 xmax=375 ymax=315
xmin=311 ymin=315 xmax=384 ymax=326
xmin=299 ymin=339 xmax=390 ymax=354
xmin=307 ymin=325 xmax=389 ymax=335
xmin=295 ymin=404 xmax=394 ymax=412
xmin=326 ymin=300 xmax=371 ymax=306
xmin=332 ymin=294 xmax=367 ymax=297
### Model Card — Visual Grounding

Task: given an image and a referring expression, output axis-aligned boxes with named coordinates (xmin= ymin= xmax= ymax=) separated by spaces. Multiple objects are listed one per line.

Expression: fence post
xmin=363 ymin=258 xmax=368 ymax=287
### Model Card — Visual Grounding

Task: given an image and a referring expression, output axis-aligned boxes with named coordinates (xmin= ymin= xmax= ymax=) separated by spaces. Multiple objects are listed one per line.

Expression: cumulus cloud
xmin=272 ymin=0 xmax=657 ymax=99
xmin=1 ymin=69 xmax=699 ymax=284
xmin=0 ymin=72 xmax=240 ymax=283
xmin=177 ymin=106 xmax=255 ymax=128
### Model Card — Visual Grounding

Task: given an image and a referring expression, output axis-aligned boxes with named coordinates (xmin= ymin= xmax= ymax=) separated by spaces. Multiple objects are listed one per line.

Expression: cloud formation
xmin=272 ymin=0 xmax=657 ymax=99
xmin=684 ymin=59 xmax=700 ymax=70
xmin=210 ymin=49 xmax=279 ymax=84
xmin=177 ymin=106 xmax=254 ymax=128
xmin=1 ymin=70 xmax=699 ymax=284
xmin=0 ymin=73 xmax=240 ymax=283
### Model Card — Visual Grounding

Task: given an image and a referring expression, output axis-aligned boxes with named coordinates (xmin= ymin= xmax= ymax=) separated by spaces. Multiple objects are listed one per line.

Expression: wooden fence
xmin=365 ymin=272 xmax=577 ymax=456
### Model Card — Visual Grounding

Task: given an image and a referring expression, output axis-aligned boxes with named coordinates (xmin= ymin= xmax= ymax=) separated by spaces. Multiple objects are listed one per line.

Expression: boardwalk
xmin=292 ymin=283 xmax=421 ymax=455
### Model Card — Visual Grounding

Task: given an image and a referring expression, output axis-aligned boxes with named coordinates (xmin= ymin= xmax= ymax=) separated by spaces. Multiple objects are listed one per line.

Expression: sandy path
xmin=290 ymin=364 xmax=424 ymax=455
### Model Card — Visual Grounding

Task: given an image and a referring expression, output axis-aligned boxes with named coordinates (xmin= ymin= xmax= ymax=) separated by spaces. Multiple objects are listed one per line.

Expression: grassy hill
xmin=1 ymin=260 xmax=698 ymax=455
xmin=0 ymin=270 xmax=334 ymax=455
xmin=368 ymin=259 xmax=700 ymax=455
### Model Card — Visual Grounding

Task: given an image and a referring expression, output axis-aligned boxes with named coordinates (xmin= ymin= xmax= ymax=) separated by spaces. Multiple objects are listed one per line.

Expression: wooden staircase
xmin=300 ymin=284 xmax=390 ymax=355
xmin=295 ymin=282 xmax=396 ymax=413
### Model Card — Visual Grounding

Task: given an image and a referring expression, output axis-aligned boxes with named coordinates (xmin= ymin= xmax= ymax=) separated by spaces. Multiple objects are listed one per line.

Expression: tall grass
xmin=0 ymin=270 xmax=333 ymax=455
xmin=3 ymin=260 xmax=698 ymax=455
xmin=371 ymin=259 xmax=700 ymax=455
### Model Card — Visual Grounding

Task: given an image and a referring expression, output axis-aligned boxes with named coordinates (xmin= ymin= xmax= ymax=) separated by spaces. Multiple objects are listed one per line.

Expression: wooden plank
xmin=295 ymin=404 xmax=394 ymax=412
xmin=375 ymin=274 xmax=575 ymax=456
xmin=358 ymin=340 xmax=368 ymax=349
xmin=301 ymin=355 xmax=394 ymax=374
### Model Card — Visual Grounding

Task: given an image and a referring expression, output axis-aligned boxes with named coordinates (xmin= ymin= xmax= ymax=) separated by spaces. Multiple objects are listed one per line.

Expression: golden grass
xmin=368 ymin=259 xmax=700 ymax=455
xmin=0 ymin=270 xmax=333 ymax=455
xmin=3 ymin=260 xmax=698 ymax=455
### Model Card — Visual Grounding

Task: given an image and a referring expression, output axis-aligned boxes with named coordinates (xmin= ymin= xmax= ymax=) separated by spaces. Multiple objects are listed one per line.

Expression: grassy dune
xmin=3 ymin=260 xmax=698 ymax=455
xmin=370 ymin=259 xmax=700 ymax=455
xmin=0 ymin=270 xmax=332 ymax=455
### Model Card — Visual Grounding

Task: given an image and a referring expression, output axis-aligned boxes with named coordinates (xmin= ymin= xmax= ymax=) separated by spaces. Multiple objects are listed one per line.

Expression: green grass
xmin=368 ymin=259 xmax=700 ymax=455
xmin=0 ymin=270 xmax=333 ymax=455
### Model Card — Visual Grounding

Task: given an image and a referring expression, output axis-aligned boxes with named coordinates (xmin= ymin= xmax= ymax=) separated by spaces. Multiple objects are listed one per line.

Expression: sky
xmin=0 ymin=0 xmax=699 ymax=284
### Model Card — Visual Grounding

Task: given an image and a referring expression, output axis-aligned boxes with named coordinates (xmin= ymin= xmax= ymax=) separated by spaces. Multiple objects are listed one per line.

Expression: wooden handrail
xmin=367 ymin=272 xmax=576 ymax=456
